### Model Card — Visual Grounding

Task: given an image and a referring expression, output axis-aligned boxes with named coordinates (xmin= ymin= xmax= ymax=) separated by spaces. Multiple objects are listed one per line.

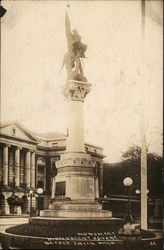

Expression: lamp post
xmin=37 ymin=188 xmax=43 ymax=216
xmin=29 ymin=190 xmax=33 ymax=217
xmin=123 ymin=177 xmax=134 ymax=224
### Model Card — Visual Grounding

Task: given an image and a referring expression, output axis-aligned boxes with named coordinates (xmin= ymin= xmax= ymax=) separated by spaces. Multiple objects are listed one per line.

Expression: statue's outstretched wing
xmin=65 ymin=10 xmax=72 ymax=49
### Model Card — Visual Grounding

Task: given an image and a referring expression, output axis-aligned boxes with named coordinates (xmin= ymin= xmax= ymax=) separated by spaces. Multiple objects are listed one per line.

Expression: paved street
xmin=0 ymin=217 xmax=29 ymax=232
xmin=0 ymin=217 xmax=29 ymax=249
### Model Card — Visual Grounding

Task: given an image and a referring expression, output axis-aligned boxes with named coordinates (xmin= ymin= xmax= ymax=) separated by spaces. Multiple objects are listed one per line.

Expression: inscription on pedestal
xmin=58 ymin=166 xmax=94 ymax=174
xmin=55 ymin=181 xmax=66 ymax=196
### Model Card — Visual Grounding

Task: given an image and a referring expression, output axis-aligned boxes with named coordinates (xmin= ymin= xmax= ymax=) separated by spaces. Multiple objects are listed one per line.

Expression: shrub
xmin=7 ymin=195 xmax=24 ymax=207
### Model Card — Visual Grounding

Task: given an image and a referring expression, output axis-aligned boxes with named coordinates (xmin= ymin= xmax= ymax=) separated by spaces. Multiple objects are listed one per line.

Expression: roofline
xmin=36 ymin=136 xmax=66 ymax=142
xmin=0 ymin=120 xmax=40 ymax=143
xmin=85 ymin=142 xmax=103 ymax=150
xmin=0 ymin=132 xmax=39 ymax=145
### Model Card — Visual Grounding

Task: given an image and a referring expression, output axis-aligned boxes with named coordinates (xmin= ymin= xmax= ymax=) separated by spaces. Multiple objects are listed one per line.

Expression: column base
xmin=40 ymin=200 xmax=112 ymax=218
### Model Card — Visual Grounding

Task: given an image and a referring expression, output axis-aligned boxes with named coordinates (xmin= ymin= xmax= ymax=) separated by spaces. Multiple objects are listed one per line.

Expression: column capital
xmin=63 ymin=80 xmax=91 ymax=102
xmin=16 ymin=146 xmax=22 ymax=150
xmin=25 ymin=148 xmax=31 ymax=152
xmin=4 ymin=143 xmax=11 ymax=148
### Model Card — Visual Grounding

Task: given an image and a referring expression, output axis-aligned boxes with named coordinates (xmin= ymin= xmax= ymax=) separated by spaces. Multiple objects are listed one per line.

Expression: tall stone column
xmin=3 ymin=144 xmax=9 ymax=187
xmin=25 ymin=150 xmax=31 ymax=188
xmin=67 ymin=100 xmax=85 ymax=152
xmin=31 ymin=151 xmax=35 ymax=188
xmin=64 ymin=80 xmax=91 ymax=153
xmin=15 ymin=147 xmax=20 ymax=187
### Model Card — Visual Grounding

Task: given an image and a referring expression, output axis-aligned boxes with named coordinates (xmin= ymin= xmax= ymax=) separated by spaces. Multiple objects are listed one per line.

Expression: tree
xmin=103 ymin=146 xmax=162 ymax=197
xmin=121 ymin=145 xmax=141 ymax=161
xmin=121 ymin=146 xmax=162 ymax=196
xmin=7 ymin=195 xmax=24 ymax=207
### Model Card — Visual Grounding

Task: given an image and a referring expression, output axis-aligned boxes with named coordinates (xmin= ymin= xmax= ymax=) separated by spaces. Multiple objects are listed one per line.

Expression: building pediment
xmin=0 ymin=121 xmax=39 ymax=144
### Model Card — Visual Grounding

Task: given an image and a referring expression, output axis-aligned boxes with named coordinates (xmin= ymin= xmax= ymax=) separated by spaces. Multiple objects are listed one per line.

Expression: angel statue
xmin=60 ymin=10 xmax=87 ymax=82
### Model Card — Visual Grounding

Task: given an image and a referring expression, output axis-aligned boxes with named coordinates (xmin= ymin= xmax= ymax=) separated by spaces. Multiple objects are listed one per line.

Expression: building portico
xmin=0 ymin=121 xmax=104 ymax=215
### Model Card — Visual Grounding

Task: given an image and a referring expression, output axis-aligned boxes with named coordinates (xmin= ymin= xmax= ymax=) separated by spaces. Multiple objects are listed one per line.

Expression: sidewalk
xmin=0 ymin=215 xmax=29 ymax=218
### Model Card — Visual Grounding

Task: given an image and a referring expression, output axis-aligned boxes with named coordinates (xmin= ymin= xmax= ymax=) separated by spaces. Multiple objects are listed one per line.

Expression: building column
xmin=99 ymin=161 xmax=103 ymax=197
xmin=51 ymin=177 xmax=56 ymax=199
xmin=31 ymin=151 xmax=35 ymax=188
xmin=4 ymin=199 xmax=10 ymax=215
xmin=95 ymin=177 xmax=99 ymax=199
xmin=27 ymin=197 xmax=30 ymax=213
xmin=3 ymin=144 xmax=9 ymax=187
xmin=15 ymin=147 xmax=21 ymax=187
xmin=25 ymin=150 xmax=31 ymax=188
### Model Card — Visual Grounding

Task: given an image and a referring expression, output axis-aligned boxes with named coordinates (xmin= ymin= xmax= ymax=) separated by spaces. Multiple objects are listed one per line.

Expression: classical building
xmin=0 ymin=121 xmax=104 ymax=215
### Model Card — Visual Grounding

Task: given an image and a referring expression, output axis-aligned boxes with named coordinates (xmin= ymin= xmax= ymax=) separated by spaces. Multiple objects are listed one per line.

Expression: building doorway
xmin=36 ymin=158 xmax=46 ymax=190
xmin=21 ymin=195 xmax=28 ymax=214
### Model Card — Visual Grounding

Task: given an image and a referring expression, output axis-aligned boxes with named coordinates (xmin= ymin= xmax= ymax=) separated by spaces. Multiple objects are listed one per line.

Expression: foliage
xmin=121 ymin=145 xmax=141 ymax=161
xmin=0 ymin=194 xmax=5 ymax=205
xmin=7 ymin=195 xmax=24 ymax=207
xmin=103 ymin=146 xmax=163 ymax=196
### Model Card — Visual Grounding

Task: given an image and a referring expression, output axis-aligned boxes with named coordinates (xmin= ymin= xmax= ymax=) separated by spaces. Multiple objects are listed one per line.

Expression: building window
xmin=37 ymin=180 xmax=44 ymax=189
xmin=51 ymin=161 xmax=57 ymax=177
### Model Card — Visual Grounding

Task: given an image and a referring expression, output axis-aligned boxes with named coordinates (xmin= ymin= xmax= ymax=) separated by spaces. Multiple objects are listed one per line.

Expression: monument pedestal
xmin=53 ymin=152 xmax=96 ymax=200
xmin=41 ymin=151 xmax=112 ymax=218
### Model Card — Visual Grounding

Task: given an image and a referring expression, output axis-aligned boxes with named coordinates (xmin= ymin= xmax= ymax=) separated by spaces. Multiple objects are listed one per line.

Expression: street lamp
xmin=123 ymin=177 xmax=134 ymax=224
xmin=135 ymin=189 xmax=141 ymax=195
xmin=29 ymin=190 xmax=33 ymax=217
xmin=37 ymin=188 xmax=43 ymax=216
xmin=135 ymin=189 xmax=149 ymax=195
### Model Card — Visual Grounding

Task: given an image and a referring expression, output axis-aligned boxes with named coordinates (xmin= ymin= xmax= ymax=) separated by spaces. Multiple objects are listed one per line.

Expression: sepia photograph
xmin=0 ymin=0 xmax=163 ymax=249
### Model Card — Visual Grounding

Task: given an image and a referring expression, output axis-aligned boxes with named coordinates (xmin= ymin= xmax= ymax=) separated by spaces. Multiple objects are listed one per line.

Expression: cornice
xmin=0 ymin=132 xmax=38 ymax=145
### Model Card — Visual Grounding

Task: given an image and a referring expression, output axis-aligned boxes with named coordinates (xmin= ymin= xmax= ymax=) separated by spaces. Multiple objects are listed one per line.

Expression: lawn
xmin=6 ymin=223 xmax=156 ymax=239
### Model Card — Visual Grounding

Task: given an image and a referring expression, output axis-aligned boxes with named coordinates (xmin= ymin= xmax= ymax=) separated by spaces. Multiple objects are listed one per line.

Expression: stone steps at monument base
xmin=43 ymin=195 xmax=51 ymax=209
xmin=29 ymin=216 xmax=122 ymax=227
xmin=49 ymin=202 xmax=102 ymax=211
xmin=40 ymin=209 xmax=112 ymax=218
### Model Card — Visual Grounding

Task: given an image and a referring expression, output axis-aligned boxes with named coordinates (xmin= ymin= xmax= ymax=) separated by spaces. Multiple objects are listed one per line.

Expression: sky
xmin=1 ymin=0 xmax=163 ymax=163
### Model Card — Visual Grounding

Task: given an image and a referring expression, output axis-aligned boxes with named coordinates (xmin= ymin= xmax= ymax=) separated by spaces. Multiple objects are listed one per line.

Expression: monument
xmin=39 ymin=10 xmax=112 ymax=219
